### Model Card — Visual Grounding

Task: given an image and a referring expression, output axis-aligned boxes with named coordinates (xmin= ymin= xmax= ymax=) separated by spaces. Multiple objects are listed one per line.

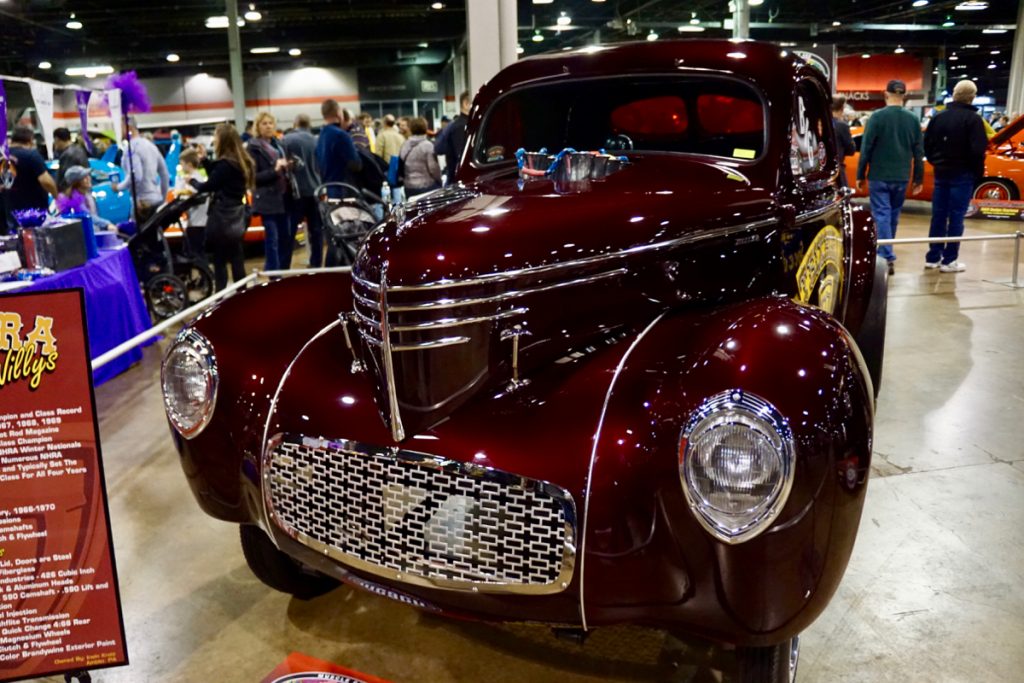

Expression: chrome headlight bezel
xmin=679 ymin=389 xmax=795 ymax=545
xmin=161 ymin=329 xmax=218 ymax=439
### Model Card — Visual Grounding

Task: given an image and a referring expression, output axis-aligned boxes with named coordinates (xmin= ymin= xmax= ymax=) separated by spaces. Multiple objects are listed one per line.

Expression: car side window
xmin=789 ymin=80 xmax=832 ymax=180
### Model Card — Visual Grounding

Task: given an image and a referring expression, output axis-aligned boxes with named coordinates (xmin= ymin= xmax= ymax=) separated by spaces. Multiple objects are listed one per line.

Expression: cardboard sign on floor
xmin=261 ymin=652 xmax=393 ymax=683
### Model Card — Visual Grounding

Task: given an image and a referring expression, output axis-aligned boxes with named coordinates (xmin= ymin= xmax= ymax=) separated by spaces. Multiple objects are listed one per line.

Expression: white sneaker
xmin=939 ymin=261 xmax=966 ymax=273
xmin=924 ymin=261 xmax=941 ymax=270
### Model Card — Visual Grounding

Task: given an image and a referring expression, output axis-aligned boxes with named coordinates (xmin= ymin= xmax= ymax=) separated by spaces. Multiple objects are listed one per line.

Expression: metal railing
xmin=89 ymin=230 xmax=1024 ymax=372
xmin=877 ymin=230 xmax=1023 ymax=288
xmin=90 ymin=266 xmax=352 ymax=371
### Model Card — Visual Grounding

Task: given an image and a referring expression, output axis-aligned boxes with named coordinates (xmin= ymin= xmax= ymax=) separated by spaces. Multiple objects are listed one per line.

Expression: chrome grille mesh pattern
xmin=265 ymin=435 xmax=577 ymax=593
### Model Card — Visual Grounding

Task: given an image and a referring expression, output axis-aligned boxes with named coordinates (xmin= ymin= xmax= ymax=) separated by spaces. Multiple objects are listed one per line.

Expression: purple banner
xmin=75 ymin=90 xmax=94 ymax=154
xmin=0 ymin=79 xmax=8 ymax=156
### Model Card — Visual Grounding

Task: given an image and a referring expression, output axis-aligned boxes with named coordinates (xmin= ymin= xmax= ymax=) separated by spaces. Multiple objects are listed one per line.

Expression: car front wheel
xmin=239 ymin=524 xmax=339 ymax=600
xmin=735 ymin=636 xmax=800 ymax=683
xmin=973 ymin=178 xmax=1018 ymax=201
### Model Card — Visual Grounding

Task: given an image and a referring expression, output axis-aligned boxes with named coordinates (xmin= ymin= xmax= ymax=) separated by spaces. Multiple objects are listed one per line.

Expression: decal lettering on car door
xmin=795 ymin=225 xmax=843 ymax=314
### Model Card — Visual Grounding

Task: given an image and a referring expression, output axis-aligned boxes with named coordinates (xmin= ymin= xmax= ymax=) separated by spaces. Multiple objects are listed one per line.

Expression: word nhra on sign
xmin=0 ymin=312 xmax=59 ymax=391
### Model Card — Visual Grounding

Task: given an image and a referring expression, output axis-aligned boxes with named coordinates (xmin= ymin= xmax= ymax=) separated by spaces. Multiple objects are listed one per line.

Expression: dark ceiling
xmin=0 ymin=1 xmax=1018 ymax=98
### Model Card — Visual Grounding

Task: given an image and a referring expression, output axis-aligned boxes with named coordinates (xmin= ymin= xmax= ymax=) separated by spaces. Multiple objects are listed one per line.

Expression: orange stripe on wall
xmin=54 ymin=93 xmax=361 ymax=119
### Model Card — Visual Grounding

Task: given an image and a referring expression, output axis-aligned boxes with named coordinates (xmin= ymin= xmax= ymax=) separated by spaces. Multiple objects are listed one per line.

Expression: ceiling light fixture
xmin=894 ymin=46 xmax=905 ymax=54
xmin=288 ymin=48 xmax=301 ymax=56
xmin=955 ymin=1 xmax=989 ymax=10
xmin=250 ymin=46 xmax=280 ymax=54
xmin=39 ymin=61 xmax=52 ymax=69
xmin=949 ymin=54 xmax=959 ymax=60
xmin=982 ymin=28 xmax=1007 ymax=34
xmin=166 ymin=53 xmax=180 ymax=62
xmin=532 ymin=0 xmax=553 ymax=4
xmin=690 ymin=13 xmax=700 ymax=25
xmin=677 ymin=25 xmax=706 ymax=33
xmin=532 ymin=30 xmax=544 ymax=42
xmin=749 ymin=0 xmax=764 ymax=5
xmin=988 ymin=63 xmax=997 ymax=69
xmin=942 ymin=17 xmax=955 ymax=27
xmin=861 ymin=53 xmax=871 ymax=59
xmin=991 ymin=49 xmax=1000 ymax=54
xmin=832 ymin=20 xmax=841 ymax=27
xmin=66 ymin=13 xmax=82 ymax=30
xmin=557 ymin=12 xmax=571 ymax=26
xmin=912 ymin=0 xmax=929 ymax=6
xmin=205 ymin=15 xmax=245 ymax=28
xmin=65 ymin=65 xmax=114 ymax=77
xmin=516 ymin=44 xmax=524 ymax=54
xmin=430 ymin=2 xmax=444 ymax=9
xmin=418 ymin=42 xmax=429 ymax=48
xmin=647 ymin=30 xmax=659 ymax=41
xmin=244 ymin=4 xmax=262 ymax=21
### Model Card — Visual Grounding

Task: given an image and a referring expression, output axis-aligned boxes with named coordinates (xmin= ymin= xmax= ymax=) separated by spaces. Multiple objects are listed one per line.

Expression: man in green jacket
xmin=855 ymin=79 xmax=925 ymax=275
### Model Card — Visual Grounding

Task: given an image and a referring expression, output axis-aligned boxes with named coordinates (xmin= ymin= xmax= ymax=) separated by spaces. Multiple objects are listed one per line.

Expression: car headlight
xmin=679 ymin=390 xmax=794 ymax=544
xmin=161 ymin=330 xmax=218 ymax=438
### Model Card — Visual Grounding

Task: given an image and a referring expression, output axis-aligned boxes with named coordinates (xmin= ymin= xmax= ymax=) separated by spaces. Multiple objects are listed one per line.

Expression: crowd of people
xmin=851 ymin=78 xmax=993 ymax=276
xmin=1 ymin=91 xmax=472 ymax=292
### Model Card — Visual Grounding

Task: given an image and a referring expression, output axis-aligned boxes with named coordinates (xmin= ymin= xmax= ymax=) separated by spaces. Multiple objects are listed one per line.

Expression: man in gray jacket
xmin=283 ymin=114 xmax=323 ymax=267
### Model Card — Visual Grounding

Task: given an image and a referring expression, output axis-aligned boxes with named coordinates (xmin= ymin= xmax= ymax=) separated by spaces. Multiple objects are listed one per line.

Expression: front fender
xmin=583 ymin=296 xmax=872 ymax=645
xmin=171 ymin=273 xmax=351 ymax=521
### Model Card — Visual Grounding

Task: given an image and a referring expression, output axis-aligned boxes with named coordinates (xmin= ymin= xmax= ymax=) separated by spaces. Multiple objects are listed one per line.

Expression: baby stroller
xmin=315 ymin=182 xmax=385 ymax=266
xmin=126 ymin=193 xmax=215 ymax=320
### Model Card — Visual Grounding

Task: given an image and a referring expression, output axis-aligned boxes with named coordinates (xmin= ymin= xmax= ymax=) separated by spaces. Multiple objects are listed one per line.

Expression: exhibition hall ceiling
xmin=0 ymin=0 xmax=1016 ymax=91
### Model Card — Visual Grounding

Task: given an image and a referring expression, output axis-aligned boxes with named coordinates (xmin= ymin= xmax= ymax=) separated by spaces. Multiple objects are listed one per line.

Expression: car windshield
xmin=475 ymin=76 xmax=766 ymax=165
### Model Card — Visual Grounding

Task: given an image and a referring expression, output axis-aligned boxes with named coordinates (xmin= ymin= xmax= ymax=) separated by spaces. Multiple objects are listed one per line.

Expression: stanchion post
xmin=1014 ymin=231 xmax=1022 ymax=288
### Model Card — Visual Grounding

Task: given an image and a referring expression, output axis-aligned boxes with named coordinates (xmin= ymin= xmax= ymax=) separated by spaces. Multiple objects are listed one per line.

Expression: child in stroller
xmin=126 ymin=192 xmax=215 ymax=319
xmin=315 ymin=182 xmax=385 ymax=266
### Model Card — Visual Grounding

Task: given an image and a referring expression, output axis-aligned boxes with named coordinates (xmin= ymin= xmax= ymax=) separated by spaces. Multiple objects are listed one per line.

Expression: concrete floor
xmin=37 ymin=202 xmax=1024 ymax=682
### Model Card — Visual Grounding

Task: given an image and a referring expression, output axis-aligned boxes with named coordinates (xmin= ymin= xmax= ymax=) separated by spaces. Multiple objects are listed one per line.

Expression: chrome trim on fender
xmin=258 ymin=318 xmax=342 ymax=539
xmin=263 ymin=433 xmax=577 ymax=595
xmin=578 ymin=312 xmax=667 ymax=631
xmin=161 ymin=328 xmax=219 ymax=439
xmin=679 ymin=389 xmax=796 ymax=545
xmin=379 ymin=263 xmax=406 ymax=441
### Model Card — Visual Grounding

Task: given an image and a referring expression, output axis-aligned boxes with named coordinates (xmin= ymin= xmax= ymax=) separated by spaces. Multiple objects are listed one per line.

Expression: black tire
xmin=239 ymin=524 xmax=339 ymax=600
xmin=736 ymin=636 xmax=799 ymax=683
xmin=973 ymin=177 xmax=1019 ymax=201
xmin=853 ymin=256 xmax=888 ymax=398
xmin=175 ymin=262 xmax=214 ymax=304
xmin=144 ymin=274 xmax=187 ymax=320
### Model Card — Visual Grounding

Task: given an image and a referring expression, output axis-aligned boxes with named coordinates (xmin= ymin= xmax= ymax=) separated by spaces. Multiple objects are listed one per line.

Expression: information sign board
xmin=0 ymin=289 xmax=127 ymax=681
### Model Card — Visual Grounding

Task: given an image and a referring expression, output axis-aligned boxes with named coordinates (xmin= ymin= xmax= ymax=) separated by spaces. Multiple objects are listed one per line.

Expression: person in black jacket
xmin=191 ymin=123 xmax=254 ymax=291
xmin=434 ymin=90 xmax=470 ymax=185
xmin=832 ymin=96 xmax=856 ymax=187
xmin=247 ymin=111 xmax=294 ymax=271
xmin=923 ymin=79 xmax=988 ymax=273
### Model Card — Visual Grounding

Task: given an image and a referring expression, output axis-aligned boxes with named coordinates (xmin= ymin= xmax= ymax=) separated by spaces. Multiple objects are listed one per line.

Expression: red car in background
xmin=846 ymin=113 xmax=1024 ymax=201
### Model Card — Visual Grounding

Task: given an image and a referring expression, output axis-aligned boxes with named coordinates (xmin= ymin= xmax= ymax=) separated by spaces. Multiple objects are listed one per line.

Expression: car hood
xmin=990 ymin=113 xmax=1024 ymax=149
xmin=356 ymin=155 xmax=775 ymax=287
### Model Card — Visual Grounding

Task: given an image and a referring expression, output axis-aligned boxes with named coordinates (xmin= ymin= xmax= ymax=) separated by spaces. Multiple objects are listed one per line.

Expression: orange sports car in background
xmin=846 ymin=113 xmax=1024 ymax=201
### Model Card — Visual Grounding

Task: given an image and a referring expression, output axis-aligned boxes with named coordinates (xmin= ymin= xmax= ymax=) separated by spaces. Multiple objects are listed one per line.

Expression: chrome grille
xmin=265 ymin=434 xmax=577 ymax=594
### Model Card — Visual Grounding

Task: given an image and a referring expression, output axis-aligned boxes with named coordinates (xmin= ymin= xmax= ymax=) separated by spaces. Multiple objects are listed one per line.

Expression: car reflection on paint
xmin=160 ymin=40 xmax=886 ymax=683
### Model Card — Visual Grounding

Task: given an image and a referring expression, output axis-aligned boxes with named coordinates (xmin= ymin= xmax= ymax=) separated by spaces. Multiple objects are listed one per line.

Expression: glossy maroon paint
xmin=168 ymin=39 xmax=879 ymax=648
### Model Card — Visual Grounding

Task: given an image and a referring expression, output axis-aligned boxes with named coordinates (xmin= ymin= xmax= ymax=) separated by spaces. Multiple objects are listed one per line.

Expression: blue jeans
xmin=927 ymin=172 xmax=973 ymax=265
xmin=868 ymin=180 xmax=908 ymax=263
xmin=261 ymin=213 xmax=294 ymax=271
xmin=288 ymin=195 xmax=323 ymax=268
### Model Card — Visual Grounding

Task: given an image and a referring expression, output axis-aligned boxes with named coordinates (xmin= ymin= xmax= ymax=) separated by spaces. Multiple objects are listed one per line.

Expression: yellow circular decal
xmin=795 ymin=225 xmax=843 ymax=314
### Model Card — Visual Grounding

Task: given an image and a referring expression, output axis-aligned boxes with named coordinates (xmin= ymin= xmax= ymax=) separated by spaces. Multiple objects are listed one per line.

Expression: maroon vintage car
xmin=161 ymin=40 xmax=884 ymax=682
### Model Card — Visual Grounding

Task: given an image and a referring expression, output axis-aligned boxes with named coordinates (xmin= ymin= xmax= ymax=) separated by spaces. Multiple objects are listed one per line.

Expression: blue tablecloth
xmin=23 ymin=246 xmax=152 ymax=385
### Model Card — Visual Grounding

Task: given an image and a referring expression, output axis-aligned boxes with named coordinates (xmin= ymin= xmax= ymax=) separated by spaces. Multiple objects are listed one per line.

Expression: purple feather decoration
xmin=13 ymin=209 xmax=48 ymax=227
xmin=105 ymin=71 xmax=151 ymax=113
xmin=56 ymin=191 xmax=89 ymax=216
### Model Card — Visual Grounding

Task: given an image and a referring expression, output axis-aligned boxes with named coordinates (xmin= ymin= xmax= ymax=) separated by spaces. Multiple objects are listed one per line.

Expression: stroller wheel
xmin=145 ymin=274 xmax=188 ymax=320
xmin=175 ymin=263 xmax=214 ymax=304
